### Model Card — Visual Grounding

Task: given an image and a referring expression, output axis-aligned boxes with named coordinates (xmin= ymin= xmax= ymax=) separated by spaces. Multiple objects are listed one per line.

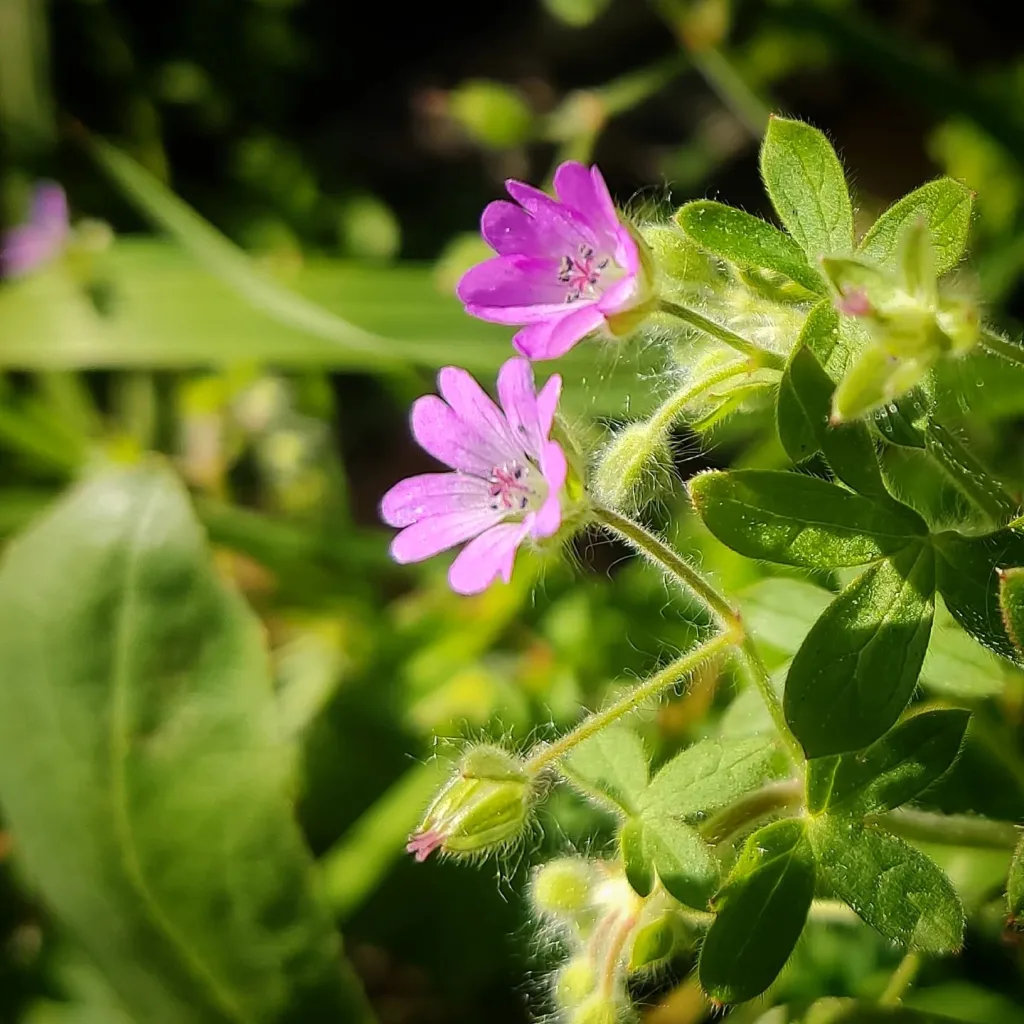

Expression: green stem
xmin=690 ymin=48 xmax=771 ymax=138
xmin=700 ymin=779 xmax=803 ymax=845
xmin=524 ymin=633 xmax=733 ymax=773
xmin=980 ymin=326 xmax=1024 ymax=367
xmin=645 ymin=359 xmax=753 ymax=439
xmin=876 ymin=808 xmax=1021 ymax=850
xmin=659 ymin=300 xmax=786 ymax=369
xmin=923 ymin=417 xmax=1018 ymax=526
xmin=879 ymin=950 xmax=922 ymax=1007
xmin=592 ymin=505 xmax=804 ymax=762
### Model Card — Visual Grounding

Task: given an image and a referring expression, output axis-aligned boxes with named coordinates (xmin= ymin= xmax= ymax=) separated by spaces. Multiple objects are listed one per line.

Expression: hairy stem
xmin=645 ymin=359 xmax=753 ymax=439
xmin=879 ymin=950 xmax=922 ymax=1007
xmin=876 ymin=808 xmax=1021 ymax=850
xmin=980 ymin=326 xmax=1024 ymax=368
xmin=700 ymin=779 xmax=804 ymax=845
xmin=659 ymin=299 xmax=785 ymax=369
xmin=524 ymin=633 xmax=732 ymax=772
xmin=592 ymin=505 xmax=804 ymax=762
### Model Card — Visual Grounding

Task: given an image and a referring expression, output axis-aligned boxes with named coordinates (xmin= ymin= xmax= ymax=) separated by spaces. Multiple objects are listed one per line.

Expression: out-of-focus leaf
xmin=0 ymin=465 xmax=371 ymax=1023
xmin=642 ymin=815 xmax=719 ymax=909
xmin=1008 ymin=834 xmax=1024 ymax=924
xmin=621 ymin=817 xmax=654 ymax=897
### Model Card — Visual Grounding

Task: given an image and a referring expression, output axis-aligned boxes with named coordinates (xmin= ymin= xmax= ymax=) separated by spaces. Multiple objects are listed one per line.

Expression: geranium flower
xmin=381 ymin=357 xmax=566 ymax=594
xmin=457 ymin=161 xmax=649 ymax=360
xmin=1 ymin=182 xmax=70 ymax=278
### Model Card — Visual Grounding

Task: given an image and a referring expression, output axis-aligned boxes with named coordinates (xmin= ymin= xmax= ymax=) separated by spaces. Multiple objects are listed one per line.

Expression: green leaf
xmin=641 ymin=736 xmax=787 ymax=820
xmin=777 ymin=302 xmax=888 ymax=498
xmin=642 ymin=816 xmax=719 ymax=909
xmin=922 ymin=602 xmax=1009 ymax=699
xmin=674 ymin=200 xmax=825 ymax=295
xmin=934 ymin=528 xmax=1024 ymax=665
xmin=738 ymin=578 xmax=833 ymax=656
xmin=998 ymin=565 xmax=1024 ymax=657
xmin=563 ymin=724 xmax=649 ymax=815
xmin=760 ymin=116 xmax=854 ymax=259
xmin=0 ymin=465 xmax=370 ymax=1024
xmin=785 ymin=544 xmax=936 ymax=757
xmin=805 ymin=709 xmax=970 ymax=815
xmin=1008 ymin=834 xmax=1024 ymax=924
xmin=621 ymin=817 xmax=654 ymax=898
xmin=859 ymin=178 xmax=974 ymax=276
xmin=698 ymin=819 xmax=815 ymax=1003
xmin=810 ymin=818 xmax=964 ymax=953
xmin=689 ymin=468 xmax=926 ymax=568
xmin=874 ymin=392 xmax=928 ymax=448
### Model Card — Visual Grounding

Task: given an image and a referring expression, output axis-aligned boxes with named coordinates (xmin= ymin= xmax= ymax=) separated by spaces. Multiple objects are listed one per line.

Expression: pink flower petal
xmin=390 ymin=507 xmax=504 ymax=564
xmin=553 ymin=162 xmax=620 ymax=244
xmin=505 ymin=179 xmax=602 ymax=253
xmin=613 ymin=225 xmax=641 ymax=277
xmin=1 ymin=225 xmax=61 ymax=278
xmin=533 ymin=441 xmax=567 ymax=538
xmin=437 ymin=366 xmax=519 ymax=456
xmin=448 ymin=520 xmax=531 ymax=595
xmin=480 ymin=200 xmax=560 ymax=257
xmin=512 ymin=319 xmax=556 ymax=359
xmin=457 ymin=255 xmax=573 ymax=323
xmin=535 ymin=374 xmax=562 ymax=437
xmin=380 ymin=472 xmax=492 ymax=528
xmin=411 ymin=395 xmax=507 ymax=476
xmin=596 ymin=273 xmax=640 ymax=317
xmin=529 ymin=304 xmax=606 ymax=360
xmin=31 ymin=183 xmax=69 ymax=235
xmin=497 ymin=357 xmax=546 ymax=457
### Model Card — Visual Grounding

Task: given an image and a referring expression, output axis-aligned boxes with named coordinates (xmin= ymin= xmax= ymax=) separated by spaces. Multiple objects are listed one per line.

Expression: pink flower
xmin=380 ymin=357 xmax=567 ymax=595
xmin=1 ymin=182 xmax=70 ymax=278
xmin=456 ymin=161 xmax=647 ymax=361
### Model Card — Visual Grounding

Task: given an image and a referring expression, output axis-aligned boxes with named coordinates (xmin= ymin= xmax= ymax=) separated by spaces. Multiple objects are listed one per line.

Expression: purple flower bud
xmin=1 ymin=182 xmax=70 ymax=279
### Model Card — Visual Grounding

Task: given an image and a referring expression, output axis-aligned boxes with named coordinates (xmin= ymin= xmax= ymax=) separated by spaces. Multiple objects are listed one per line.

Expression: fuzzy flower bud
xmin=571 ymin=994 xmax=627 ymax=1024
xmin=532 ymin=857 xmax=596 ymax=918
xmin=407 ymin=745 xmax=534 ymax=862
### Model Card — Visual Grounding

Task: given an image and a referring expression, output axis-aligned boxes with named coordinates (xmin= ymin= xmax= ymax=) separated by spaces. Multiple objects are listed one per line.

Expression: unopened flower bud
xmin=592 ymin=422 xmax=673 ymax=515
xmin=407 ymin=745 xmax=534 ymax=862
xmin=533 ymin=857 xmax=595 ymax=918
xmin=571 ymin=994 xmax=625 ymax=1024
xmin=554 ymin=957 xmax=598 ymax=1010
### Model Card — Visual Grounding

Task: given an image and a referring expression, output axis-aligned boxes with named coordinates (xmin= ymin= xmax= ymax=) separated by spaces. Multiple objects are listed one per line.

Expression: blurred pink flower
xmin=380 ymin=357 xmax=565 ymax=595
xmin=457 ymin=161 xmax=646 ymax=360
xmin=1 ymin=182 xmax=70 ymax=278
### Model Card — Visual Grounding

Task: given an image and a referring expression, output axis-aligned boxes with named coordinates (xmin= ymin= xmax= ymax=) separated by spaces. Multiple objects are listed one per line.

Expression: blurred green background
xmin=4 ymin=1 xmax=1024 ymax=1022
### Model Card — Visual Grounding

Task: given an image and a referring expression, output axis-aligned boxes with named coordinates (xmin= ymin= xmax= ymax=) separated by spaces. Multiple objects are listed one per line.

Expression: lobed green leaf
xmin=859 ymin=178 xmax=974 ymax=276
xmin=785 ymin=544 xmax=936 ymax=757
xmin=810 ymin=818 xmax=964 ymax=953
xmin=689 ymin=468 xmax=926 ymax=569
xmin=698 ymin=819 xmax=815 ymax=1003
xmin=805 ymin=708 xmax=970 ymax=816
xmin=563 ymin=724 xmax=649 ymax=815
xmin=674 ymin=200 xmax=825 ymax=295
xmin=760 ymin=116 xmax=854 ymax=260
xmin=642 ymin=816 xmax=720 ymax=910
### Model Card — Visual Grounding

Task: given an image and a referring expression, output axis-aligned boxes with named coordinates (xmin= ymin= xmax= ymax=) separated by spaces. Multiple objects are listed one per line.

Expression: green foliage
xmin=564 ymin=725 xmax=650 ymax=815
xmin=805 ymin=709 xmax=970 ymax=815
xmin=858 ymin=179 xmax=974 ymax=275
xmin=674 ymin=200 xmax=825 ymax=294
xmin=810 ymin=818 xmax=965 ymax=953
xmin=1009 ymin=835 xmax=1024 ymax=924
xmin=784 ymin=544 xmax=936 ymax=757
xmin=640 ymin=816 xmax=719 ymax=908
xmin=689 ymin=468 xmax=926 ymax=568
xmin=0 ymin=466 xmax=367 ymax=1023
xmin=699 ymin=820 xmax=816 ymax=1003
xmin=760 ymin=116 xmax=854 ymax=259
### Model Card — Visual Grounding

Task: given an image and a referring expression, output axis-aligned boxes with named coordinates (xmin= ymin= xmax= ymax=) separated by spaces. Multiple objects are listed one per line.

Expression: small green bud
xmin=448 ymin=79 xmax=534 ymax=149
xmin=407 ymin=745 xmax=533 ymax=862
xmin=554 ymin=957 xmax=598 ymax=1010
xmin=831 ymin=345 xmax=930 ymax=423
xmin=532 ymin=858 xmax=594 ymax=917
xmin=571 ymin=994 xmax=623 ymax=1024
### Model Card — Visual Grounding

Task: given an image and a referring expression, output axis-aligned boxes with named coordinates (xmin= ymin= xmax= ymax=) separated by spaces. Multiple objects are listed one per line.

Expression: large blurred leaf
xmin=0 ymin=465 xmax=372 ymax=1024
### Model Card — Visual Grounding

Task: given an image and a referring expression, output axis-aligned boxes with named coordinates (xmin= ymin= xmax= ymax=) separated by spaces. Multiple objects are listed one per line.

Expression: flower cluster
xmin=381 ymin=161 xmax=652 ymax=594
